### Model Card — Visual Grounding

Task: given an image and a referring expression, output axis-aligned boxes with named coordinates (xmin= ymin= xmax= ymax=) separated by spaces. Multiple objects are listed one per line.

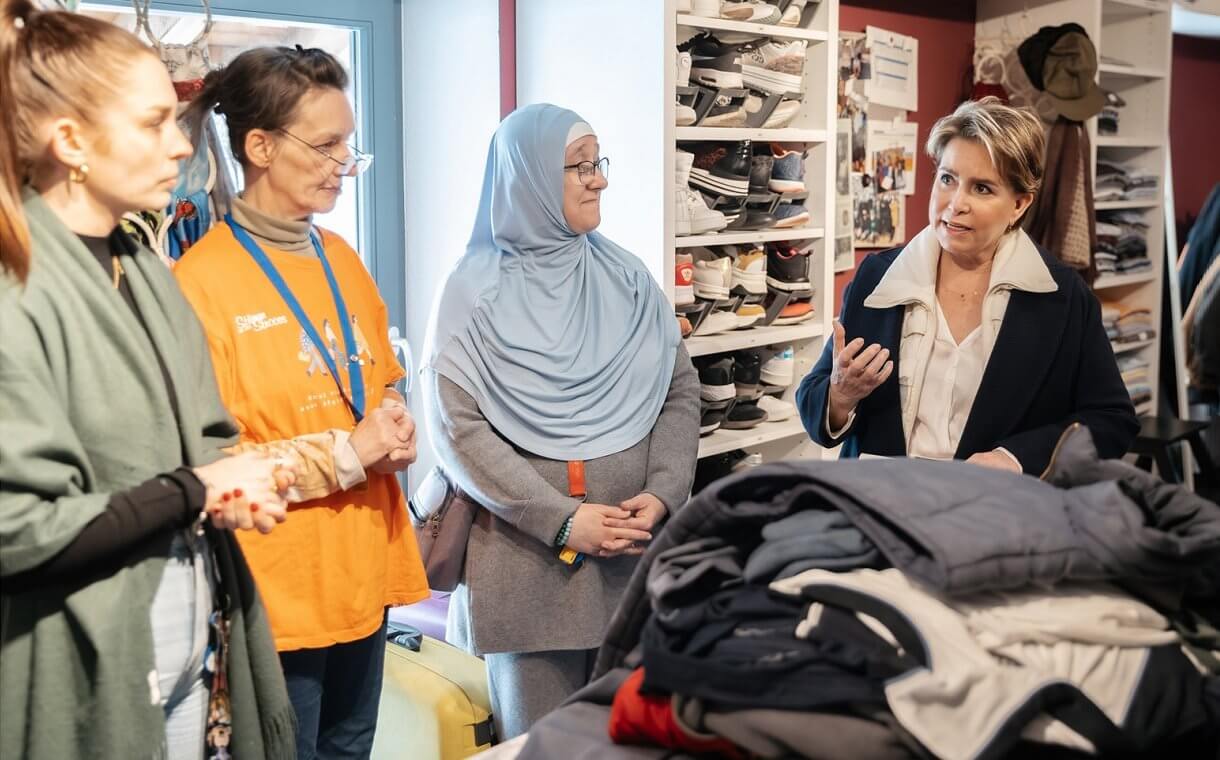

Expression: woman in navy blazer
xmin=797 ymin=99 xmax=1137 ymax=475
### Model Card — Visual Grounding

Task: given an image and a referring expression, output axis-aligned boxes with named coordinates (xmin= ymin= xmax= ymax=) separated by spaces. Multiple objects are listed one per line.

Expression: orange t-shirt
xmin=175 ymin=224 xmax=429 ymax=651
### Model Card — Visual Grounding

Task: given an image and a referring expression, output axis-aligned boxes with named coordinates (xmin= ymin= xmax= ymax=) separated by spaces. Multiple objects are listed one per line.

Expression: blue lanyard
xmin=225 ymin=214 xmax=365 ymax=422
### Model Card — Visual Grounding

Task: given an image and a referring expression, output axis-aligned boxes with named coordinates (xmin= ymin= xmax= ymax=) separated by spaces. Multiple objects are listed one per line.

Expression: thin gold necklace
xmin=111 ymin=255 xmax=124 ymax=289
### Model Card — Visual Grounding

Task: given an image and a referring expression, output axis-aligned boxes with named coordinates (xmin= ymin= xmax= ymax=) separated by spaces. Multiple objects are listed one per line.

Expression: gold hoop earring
xmin=69 ymin=163 xmax=89 ymax=184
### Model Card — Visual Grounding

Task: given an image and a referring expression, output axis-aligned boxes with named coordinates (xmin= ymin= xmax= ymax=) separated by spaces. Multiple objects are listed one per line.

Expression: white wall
xmin=514 ymin=0 xmax=668 ymax=285
xmin=401 ymin=0 xmax=503 ymax=492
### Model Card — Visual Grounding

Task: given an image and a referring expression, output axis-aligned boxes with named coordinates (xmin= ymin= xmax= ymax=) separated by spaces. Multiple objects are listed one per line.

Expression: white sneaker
xmin=676 ymin=103 xmax=697 ymax=126
xmin=758 ymin=394 xmax=795 ymax=421
xmin=761 ymin=345 xmax=795 ymax=386
xmin=735 ymin=303 xmax=766 ymax=329
xmin=742 ymin=1 xmax=782 ymax=24
xmin=691 ymin=0 xmax=719 ymax=17
xmin=744 ymin=96 xmax=802 ymax=128
xmin=778 ymin=0 xmax=807 ymax=27
xmin=677 ymin=188 xmax=728 ymax=235
xmin=732 ymin=247 xmax=767 ymax=295
xmin=719 ymin=1 xmax=755 ymax=19
xmin=693 ymin=309 xmax=740 ymax=336
xmin=676 ymin=50 xmax=693 ymax=87
xmin=693 ymin=255 xmax=733 ymax=300
xmin=741 ymin=39 xmax=807 ymax=94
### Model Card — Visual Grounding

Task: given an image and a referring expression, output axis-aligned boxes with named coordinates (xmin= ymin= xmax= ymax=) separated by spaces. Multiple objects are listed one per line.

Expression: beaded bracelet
xmin=554 ymin=515 xmax=574 ymax=547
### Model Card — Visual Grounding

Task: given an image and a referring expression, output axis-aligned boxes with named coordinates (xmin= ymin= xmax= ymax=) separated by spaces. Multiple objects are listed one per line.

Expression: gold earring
xmin=69 ymin=163 xmax=89 ymax=184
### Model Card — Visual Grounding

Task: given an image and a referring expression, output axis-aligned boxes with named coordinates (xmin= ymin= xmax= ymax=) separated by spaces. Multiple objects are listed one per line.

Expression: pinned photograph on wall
xmin=866 ymin=118 xmax=918 ymax=195
xmin=864 ymin=26 xmax=918 ymax=111
xmin=852 ymin=173 xmax=905 ymax=249
xmin=835 ymin=117 xmax=854 ymax=271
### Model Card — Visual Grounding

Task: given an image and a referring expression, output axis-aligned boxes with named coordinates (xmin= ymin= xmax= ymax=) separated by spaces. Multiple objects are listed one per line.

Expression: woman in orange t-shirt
xmin=174 ymin=47 xmax=428 ymax=758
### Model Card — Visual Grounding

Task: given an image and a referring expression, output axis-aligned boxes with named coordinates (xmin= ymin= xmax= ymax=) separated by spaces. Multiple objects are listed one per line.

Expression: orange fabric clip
xmin=567 ymin=460 xmax=587 ymax=501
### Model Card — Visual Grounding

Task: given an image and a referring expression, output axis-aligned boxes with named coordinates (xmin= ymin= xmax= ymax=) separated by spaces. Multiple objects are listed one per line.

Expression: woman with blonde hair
xmin=798 ymin=97 xmax=1137 ymax=472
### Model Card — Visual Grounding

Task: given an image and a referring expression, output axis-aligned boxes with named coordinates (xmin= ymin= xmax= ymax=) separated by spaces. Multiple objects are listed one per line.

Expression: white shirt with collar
xmin=829 ymin=226 xmax=1058 ymax=466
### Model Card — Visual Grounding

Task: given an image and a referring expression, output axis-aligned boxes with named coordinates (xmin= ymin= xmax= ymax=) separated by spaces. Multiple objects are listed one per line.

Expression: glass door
xmin=82 ymin=0 xmax=407 ymax=333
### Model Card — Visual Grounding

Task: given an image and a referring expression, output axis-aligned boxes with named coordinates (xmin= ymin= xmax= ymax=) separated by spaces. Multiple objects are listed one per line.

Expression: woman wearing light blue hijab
xmin=421 ymin=104 xmax=700 ymax=738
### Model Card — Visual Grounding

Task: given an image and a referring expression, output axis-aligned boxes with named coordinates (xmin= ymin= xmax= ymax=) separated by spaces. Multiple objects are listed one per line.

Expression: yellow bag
xmin=372 ymin=631 xmax=496 ymax=759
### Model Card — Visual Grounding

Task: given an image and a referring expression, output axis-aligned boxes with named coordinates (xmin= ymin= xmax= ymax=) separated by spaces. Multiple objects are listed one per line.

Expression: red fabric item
xmin=173 ymin=78 xmax=206 ymax=102
xmin=971 ymin=81 xmax=1010 ymax=104
xmin=608 ymin=668 xmax=745 ymax=759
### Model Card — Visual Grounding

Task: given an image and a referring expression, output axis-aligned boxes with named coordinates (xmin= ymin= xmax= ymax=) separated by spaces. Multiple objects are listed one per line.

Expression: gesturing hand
xmin=828 ymin=319 xmax=893 ymax=430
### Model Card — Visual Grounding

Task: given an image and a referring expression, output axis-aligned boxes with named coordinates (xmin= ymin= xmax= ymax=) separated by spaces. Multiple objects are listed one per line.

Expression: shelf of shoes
xmin=685 ymin=320 xmax=823 ymax=358
xmin=698 ymin=417 xmax=808 ymax=458
xmin=676 ymin=126 xmax=828 ymax=142
xmin=676 ymin=13 xmax=831 ymax=43
xmin=675 ymin=226 xmax=825 ymax=248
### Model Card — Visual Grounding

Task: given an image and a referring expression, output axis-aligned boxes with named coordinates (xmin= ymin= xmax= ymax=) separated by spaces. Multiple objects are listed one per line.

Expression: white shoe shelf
xmin=978 ymin=0 xmax=1172 ymax=417
xmin=675 ymin=0 xmax=839 ymax=462
xmin=515 ymin=0 xmax=838 ymax=464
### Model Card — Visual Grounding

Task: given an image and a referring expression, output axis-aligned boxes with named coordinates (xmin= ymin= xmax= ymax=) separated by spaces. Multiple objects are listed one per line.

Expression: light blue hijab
xmin=423 ymin=104 xmax=679 ymax=461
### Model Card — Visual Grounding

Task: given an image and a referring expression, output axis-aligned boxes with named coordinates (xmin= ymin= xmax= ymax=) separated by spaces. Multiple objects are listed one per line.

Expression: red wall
xmin=834 ymin=0 xmax=977 ymax=306
xmin=1169 ymin=33 xmax=1220 ymax=243
xmin=500 ymin=0 xmax=516 ymax=118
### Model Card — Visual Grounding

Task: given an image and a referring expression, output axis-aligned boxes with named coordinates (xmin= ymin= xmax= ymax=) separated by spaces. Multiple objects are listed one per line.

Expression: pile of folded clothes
xmin=1118 ymin=352 xmax=1153 ymax=410
xmin=511 ymin=426 xmax=1220 ymax=760
xmin=1095 ymin=161 xmax=1159 ymax=203
xmin=1095 ymin=209 xmax=1151 ymax=276
xmin=1109 ymin=304 xmax=1156 ymax=347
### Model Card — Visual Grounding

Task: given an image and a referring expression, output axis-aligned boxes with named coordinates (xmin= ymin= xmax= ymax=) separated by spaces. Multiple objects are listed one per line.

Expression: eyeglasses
xmin=563 ymin=156 xmax=609 ymax=183
xmin=279 ymin=129 xmax=374 ymax=176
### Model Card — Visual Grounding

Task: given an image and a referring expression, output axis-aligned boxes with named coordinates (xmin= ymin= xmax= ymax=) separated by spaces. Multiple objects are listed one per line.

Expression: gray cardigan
xmin=423 ymin=345 xmax=700 ymax=655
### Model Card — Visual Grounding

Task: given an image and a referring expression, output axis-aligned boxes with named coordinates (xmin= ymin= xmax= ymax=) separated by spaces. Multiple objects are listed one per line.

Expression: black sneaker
xmin=696 ymin=356 xmax=735 ymax=404
xmin=722 ymin=399 xmax=768 ymax=429
xmin=749 ymin=154 xmax=775 ymax=194
xmin=766 ymin=242 xmax=811 ymax=291
xmin=700 ymin=401 xmax=725 ymax=436
xmin=733 ymin=348 xmax=764 ymax=397
xmin=693 ymin=448 xmax=748 ymax=494
xmin=679 ymin=33 xmax=744 ymax=89
xmin=688 ymin=141 xmax=751 ymax=198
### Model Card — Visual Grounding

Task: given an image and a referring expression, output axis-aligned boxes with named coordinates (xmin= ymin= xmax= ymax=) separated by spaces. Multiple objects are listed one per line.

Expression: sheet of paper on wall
xmin=864 ymin=26 xmax=918 ymax=112
xmin=866 ymin=118 xmax=918 ymax=196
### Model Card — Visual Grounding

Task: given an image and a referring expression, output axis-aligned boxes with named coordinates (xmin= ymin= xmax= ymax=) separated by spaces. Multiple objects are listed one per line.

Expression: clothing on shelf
xmin=1095 ymin=161 xmax=1158 ymax=203
xmin=1095 ymin=210 xmax=1151 ymax=275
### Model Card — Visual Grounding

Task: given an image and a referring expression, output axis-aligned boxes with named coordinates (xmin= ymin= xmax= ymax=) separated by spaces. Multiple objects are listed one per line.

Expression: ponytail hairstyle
xmin=183 ymin=45 xmax=348 ymax=168
xmin=0 ymin=0 xmax=153 ymax=284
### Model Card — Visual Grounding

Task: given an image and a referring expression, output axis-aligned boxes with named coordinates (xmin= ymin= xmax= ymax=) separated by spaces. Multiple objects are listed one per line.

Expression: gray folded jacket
xmin=745 ymin=510 xmax=881 ymax=582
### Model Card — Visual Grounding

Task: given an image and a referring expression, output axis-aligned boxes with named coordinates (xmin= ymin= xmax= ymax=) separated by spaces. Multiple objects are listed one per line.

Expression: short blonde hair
xmin=926 ymin=97 xmax=1045 ymax=197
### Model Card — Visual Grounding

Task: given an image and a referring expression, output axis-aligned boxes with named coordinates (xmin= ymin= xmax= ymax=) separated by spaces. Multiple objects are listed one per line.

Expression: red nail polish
xmin=222 ymin=492 xmax=232 ymax=501
xmin=249 ymin=503 xmax=260 ymax=512
xmin=233 ymin=488 xmax=243 ymax=498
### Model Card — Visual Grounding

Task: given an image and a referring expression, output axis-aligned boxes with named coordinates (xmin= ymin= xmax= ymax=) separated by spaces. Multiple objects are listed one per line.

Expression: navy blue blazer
xmin=796 ymin=246 xmax=1139 ymax=474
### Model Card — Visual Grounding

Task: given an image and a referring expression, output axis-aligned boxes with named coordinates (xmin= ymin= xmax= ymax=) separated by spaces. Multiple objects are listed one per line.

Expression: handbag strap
xmin=559 ymin=461 xmax=587 ymax=567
